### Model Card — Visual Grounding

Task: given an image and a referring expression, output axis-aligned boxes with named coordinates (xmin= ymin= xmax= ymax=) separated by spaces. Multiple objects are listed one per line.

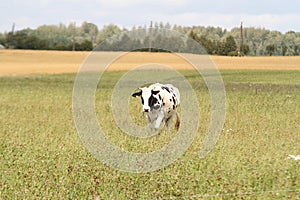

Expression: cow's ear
xmin=132 ymin=90 xmax=142 ymax=97
xmin=152 ymin=90 xmax=160 ymax=95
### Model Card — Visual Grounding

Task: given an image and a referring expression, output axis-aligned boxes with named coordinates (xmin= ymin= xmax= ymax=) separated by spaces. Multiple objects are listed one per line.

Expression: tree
xmin=281 ymin=44 xmax=288 ymax=56
xmin=197 ymin=35 xmax=216 ymax=54
xmin=283 ymin=31 xmax=297 ymax=56
xmin=54 ymin=43 xmax=71 ymax=51
xmin=186 ymin=30 xmax=206 ymax=54
xmin=80 ymin=22 xmax=98 ymax=46
xmin=219 ymin=35 xmax=237 ymax=56
xmin=1 ymin=21 xmax=300 ymax=54
xmin=76 ymin=40 xmax=93 ymax=51
xmin=266 ymin=44 xmax=276 ymax=56
xmin=265 ymin=31 xmax=282 ymax=55
xmin=34 ymin=24 xmax=72 ymax=49
xmin=241 ymin=44 xmax=250 ymax=55
xmin=293 ymin=45 xmax=299 ymax=55
xmin=0 ymin=33 xmax=6 ymax=47
xmin=97 ymin=24 xmax=121 ymax=44
xmin=4 ymin=30 xmax=49 ymax=50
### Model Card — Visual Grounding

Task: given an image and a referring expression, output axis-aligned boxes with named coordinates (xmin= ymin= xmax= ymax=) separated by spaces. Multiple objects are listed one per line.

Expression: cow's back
xmin=164 ymin=84 xmax=180 ymax=105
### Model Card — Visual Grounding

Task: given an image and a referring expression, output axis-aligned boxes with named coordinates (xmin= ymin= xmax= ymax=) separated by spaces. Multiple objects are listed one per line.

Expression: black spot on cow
xmin=158 ymin=94 xmax=162 ymax=100
xmin=165 ymin=116 xmax=171 ymax=123
xmin=163 ymin=102 xmax=165 ymax=106
xmin=162 ymin=86 xmax=171 ymax=93
xmin=173 ymin=105 xmax=175 ymax=110
xmin=151 ymin=90 xmax=160 ymax=95
xmin=172 ymin=96 xmax=176 ymax=105
xmin=132 ymin=90 xmax=142 ymax=97
xmin=149 ymin=95 xmax=158 ymax=109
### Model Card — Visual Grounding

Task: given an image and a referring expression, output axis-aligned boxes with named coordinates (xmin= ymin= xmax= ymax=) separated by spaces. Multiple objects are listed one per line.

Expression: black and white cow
xmin=132 ymin=83 xmax=180 ymax=132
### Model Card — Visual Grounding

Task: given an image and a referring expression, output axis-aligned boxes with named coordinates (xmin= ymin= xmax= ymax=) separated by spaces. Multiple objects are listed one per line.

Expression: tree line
xmin=0 ymin=22 xmax=299 ymax=56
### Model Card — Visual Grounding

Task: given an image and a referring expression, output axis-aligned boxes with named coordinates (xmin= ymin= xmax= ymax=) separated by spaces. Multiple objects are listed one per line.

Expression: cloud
xmin=94 ymin=0 xmax=188 ymax=10
xmin=87 ymin=0 xmax=300 ymax=32
xmin=10 ymin=16 xmax=40 ymax=31
xmin=36 ymin=0 xmax=51 ymax=7
xmin=239 ymin=13 xmax=300 ymax=32
xmin=1 ymin=0 xmax=299 ymax=33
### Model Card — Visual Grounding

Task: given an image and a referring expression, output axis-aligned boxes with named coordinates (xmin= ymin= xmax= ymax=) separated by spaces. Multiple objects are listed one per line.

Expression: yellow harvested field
xmin=0 ymin=49 xmax=299 ymax=76
xmin=0 ymin=50 xmax=87 ymax=76
xmin=212 ymin=56 xmax=300 ymax=70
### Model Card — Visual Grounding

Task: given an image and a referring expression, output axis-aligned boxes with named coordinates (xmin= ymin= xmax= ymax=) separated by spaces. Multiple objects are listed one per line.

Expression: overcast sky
xmin=1 ymin=0 xmax=299 ymax=33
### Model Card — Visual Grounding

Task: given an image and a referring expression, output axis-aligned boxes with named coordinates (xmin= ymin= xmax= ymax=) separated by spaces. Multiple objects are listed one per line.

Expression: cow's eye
xmin=141 ymin=96 xmax=144 ymax=104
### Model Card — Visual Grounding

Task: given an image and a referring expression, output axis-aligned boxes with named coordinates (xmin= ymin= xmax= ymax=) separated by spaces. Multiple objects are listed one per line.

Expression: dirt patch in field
xmin=0 ymin=49 xmax=299 ymax=76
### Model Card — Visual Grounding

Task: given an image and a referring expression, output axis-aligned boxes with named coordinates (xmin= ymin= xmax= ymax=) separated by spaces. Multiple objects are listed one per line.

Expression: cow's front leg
xmin=154 ymin=113 xmax=164 ymax=130
xmin=146 ymin=113 xmax=156 ymax=132
xmin=165 ymin=113 xmax=175 ymax=132
xmin=148 ymin=122 xmax=156 ymax=132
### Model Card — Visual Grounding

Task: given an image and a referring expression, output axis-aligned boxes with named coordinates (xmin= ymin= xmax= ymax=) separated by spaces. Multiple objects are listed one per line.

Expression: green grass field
xmin=1 ymin=70 xmax=299 ymax=199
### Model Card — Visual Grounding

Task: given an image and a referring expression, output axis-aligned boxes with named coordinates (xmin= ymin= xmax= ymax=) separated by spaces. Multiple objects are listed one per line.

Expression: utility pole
xmin=149 ymin=21 xmax=152 ymax=52
xmin=72 ymin=22 xmax=76 ymax=51
xmin=11 ymin=23 xmax=15 ymax=34
xmin=240 ymin=21 xmax=244 ymax=56
xmin=7 ymin=23 xmax=16 ymax=49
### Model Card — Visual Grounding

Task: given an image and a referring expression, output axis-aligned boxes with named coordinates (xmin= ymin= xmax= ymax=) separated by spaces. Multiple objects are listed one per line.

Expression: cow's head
xmin=132 ymin=87 xmax=161 ymax=112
